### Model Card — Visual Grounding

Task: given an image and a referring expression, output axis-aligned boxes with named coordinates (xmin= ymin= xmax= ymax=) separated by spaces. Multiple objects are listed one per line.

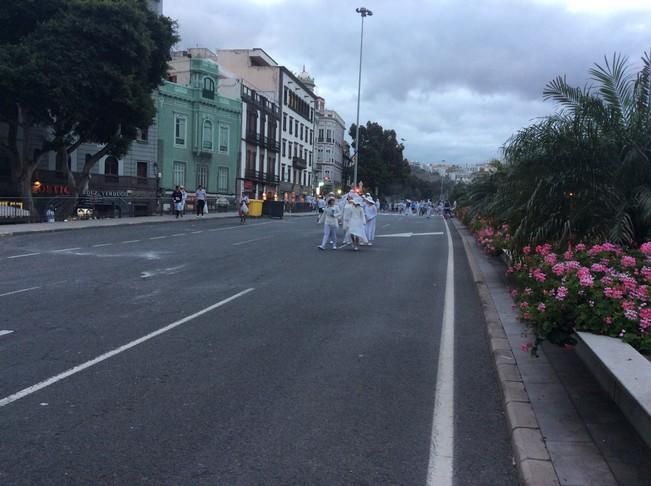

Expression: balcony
xmin=202 ymin=89 xmax=215 ymax=100
xmin=292 ymin=156 xmax=307 ymax=170
xmin=245 ymin=168 xmax=280 ymax=185
xmin=264 ymin=136 xmax=281 ymax=153
xmin=245 ymin=131 xmax=262 ymax=146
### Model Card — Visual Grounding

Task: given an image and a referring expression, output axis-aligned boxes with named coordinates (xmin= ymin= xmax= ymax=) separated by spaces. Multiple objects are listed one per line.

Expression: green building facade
xmin=157 ymin=58 xmax=241 ymax=199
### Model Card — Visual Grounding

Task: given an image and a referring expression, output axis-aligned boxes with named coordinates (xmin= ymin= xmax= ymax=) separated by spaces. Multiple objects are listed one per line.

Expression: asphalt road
xmin=0 ymin=214 xmax=517 ymax=485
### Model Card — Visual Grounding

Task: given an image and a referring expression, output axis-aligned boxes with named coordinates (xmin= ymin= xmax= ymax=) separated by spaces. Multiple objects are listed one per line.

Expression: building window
xmin=289 ymin=116 xmax=293 ymax=135
xmin=294 ymin=120 xmax=298 ymax=136
xmin=283 ymin=113 xmax=287 ymax=132
xmin=309 ymin=151 xmax=312 ymax=167
xmin=281 ymin=164 xmax=286 ymax=181
xmin=173 ymin=161 xmax=186 ymax=187
xmin=217 ymin=166 xmax=229 ymax=192
xmin=137 ymin=161 xmax=148 ymax=179
xmin=203 ymin=77 xmax=215 ymax=99
xmin=219 ymin=125 xmax=230 ymax=153
xmin=310 ymin=129 xmax=313 ymax=144
xmin=174 ymin=115 xmax=187 ymax=147
xmin=300 ymin=124 xmax=304 ymax=140
xmin=197 ymin=165 xmax=209 ymax=189
xmin=317 ymin=148 xmax=323 ymax=161
xmin=326 ymin=129 xmax=332 ymax=142
xmin=282 ymin=139 xmax=286 ymax=157
xmin=283 ymin=86 xmax=288 ymax=105
xmin=104 ymin=156 xmax=119 ymax=182
xmin=287 ymin=142 xmax=292 ymax=159
xmin=136 ymin=128 xmax=149 ymax=142
xmin=202 ymin=120 xmax=213 ymax=151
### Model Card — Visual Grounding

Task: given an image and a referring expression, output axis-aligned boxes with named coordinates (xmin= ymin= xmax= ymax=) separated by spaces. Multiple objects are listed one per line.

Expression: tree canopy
xmin=0 ymin=0 xmax=177 ymax=216
xmin=457 ymin=51 xmax=651 ymax=249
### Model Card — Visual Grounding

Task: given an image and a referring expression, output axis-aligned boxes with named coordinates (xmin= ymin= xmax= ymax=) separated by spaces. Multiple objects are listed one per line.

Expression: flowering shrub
xmin=508 ymin=242 xmax=651 ymax=355
xmin=468 ymin=217 xmax=512 ymax=256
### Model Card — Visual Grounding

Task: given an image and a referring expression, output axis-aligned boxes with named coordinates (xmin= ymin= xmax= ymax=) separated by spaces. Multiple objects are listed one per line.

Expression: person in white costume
xmin=317 ymin=197 xmax=341 ymax=250
xmin=345 ymin=198 xmax=368 ymax=251
xmin=363 ymin=196 xmax=378 ymax=245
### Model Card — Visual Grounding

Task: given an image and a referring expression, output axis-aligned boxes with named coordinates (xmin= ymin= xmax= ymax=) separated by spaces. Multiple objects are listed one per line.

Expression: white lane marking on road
xmin=426 ymin=217 xmax=455 ymax=486
xmin=121 ymin=240 xmax=141 ymax=244
xmin=232 ymin=236 xmax=272 ymax=246
xmin=382 ymin=223 xmax=391 ymax=228
xmin=208 ymin=222 xmax=273 ymax=232
xmin=0 ymin=288 xmax=255 ymax=409
xmin=171 ymin=233 xmax=186 ymax=237
xmin=191 ymin=231 xmax=203 ymax=234
xmin=92 ymin=243 xmax=113 ymax=248
xmin=149 ymin=236 xmax=168 ymax=240
xmin=53 ymin=247 xmax=81 ymax=252
xmin=7 ymin=252 xmax=41 ymax=259
xmin=140 ymin=265 xmax=186 ymax=279
xmin=0 ymin=286 xmax=40 ymax=298
xmin=0 ymin=330 xmax=15 ymax=337
xmin=376 ymin=232 xmax=444 ymax=238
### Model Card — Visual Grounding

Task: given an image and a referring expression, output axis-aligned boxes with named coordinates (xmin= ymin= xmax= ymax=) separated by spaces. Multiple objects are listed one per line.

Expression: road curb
xmin=454 ymin=220 xmax=561 ymax=486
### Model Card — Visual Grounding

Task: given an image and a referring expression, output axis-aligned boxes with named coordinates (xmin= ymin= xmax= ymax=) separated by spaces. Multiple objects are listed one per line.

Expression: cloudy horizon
xmin=164 ymin=0 xmax=651 ymax=165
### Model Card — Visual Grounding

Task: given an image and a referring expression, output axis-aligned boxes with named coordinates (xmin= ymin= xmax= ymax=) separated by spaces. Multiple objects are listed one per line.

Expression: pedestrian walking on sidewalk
xmin=172 ymin=186 xmax=183 ymax=218
xmin=180 ymin=186 xmax=187 ymax=216
xmin=317 ymin=197 xmax=341 ymax=250
xmin=195 ymin=185 xmax=206 ymax=216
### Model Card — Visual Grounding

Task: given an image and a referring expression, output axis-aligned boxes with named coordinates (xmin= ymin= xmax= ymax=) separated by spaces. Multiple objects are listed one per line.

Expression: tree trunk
xmin=19 ymin=165 xmax=38 ymax=222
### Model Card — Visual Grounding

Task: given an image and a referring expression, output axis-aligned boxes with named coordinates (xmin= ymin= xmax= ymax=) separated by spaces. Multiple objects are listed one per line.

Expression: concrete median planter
xmin=575 ymin=331 xmax=651 ymax=449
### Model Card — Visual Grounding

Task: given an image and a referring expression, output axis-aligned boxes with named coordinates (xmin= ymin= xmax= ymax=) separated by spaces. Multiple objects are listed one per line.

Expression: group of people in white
xmin=316 ymin=191 xmax=378 ymax=251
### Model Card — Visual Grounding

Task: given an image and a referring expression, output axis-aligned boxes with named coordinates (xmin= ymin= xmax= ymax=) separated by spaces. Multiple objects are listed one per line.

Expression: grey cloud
xmin=164 ymin=0 xmax=651 ymax=163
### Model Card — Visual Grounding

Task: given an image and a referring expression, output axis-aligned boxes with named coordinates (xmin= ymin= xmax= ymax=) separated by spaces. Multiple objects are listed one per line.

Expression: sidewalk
xmin=0 ymin=210 xmax=316 ymax=237
xmin=455 ymin=220 xmax=650 ymax=486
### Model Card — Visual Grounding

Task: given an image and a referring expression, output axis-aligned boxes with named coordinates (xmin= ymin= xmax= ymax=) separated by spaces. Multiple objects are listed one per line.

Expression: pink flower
xmin=640 ymin=242 xmax=651 ymax=256
xmin=604 ymin=287 xmax=624 ymax=299
xmin=524 ymin=287 xmax=533 ymax=296
xmin=565 ymin=260 xmax=581 ymax=270
xmin=510 ymin=289 xmax=518 ymax=298
xmin=563 ymin=250 xmax=573 ymax=261
xmin=621 ymin=256 xmax=637 ymax=268
xmin=556 ymin=286 xmax=568 ymax=301
xmin=537 ymin=303 xmax=546 ymax=312
xmin=552 ymin=263 xmax=566 ymax=276
xmin=624 ymin=309 xmax=638 ymax=321
xmin=642 ymin=266 xmax=651 ymax=281
xmin=544 ymin=253 xmax=558 ymax=265
xmin=535 ymin=243 xmax=553 ymax=256
xmin=604 ymin=316 xmax=613 ymax=325
xmin=590 ymin=263 xmax=607 ymax=273
xmin=575 ymin=243 xmax=586 ymax=252
xmin=532 ymin=268 xmax=547 ymax=282
xmin=523 ymin=312 xmax=531 ymax=320
xmin=520 ymin=301 xmax=529 ymax=309
xmin=522 ymin=246 xmax=531 ymax=255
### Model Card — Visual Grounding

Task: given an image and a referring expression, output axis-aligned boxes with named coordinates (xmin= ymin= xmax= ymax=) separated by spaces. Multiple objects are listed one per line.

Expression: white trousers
xmin=321 ymin=224 xmax=338 ymax=248
xmin=365 ymin=218 xmax=377 ymax=241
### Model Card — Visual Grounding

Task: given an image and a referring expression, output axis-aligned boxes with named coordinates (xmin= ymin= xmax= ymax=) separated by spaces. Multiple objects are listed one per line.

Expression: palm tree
xmin=500 ymin=51 xmax=651 ymax=248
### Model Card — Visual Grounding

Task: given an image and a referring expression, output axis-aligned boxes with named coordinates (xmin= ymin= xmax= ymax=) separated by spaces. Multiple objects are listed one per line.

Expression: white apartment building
xmin=217 ymin=49 xmax=316 ymax=199
xmin=314 ymin=97 xmax=346 ymax=189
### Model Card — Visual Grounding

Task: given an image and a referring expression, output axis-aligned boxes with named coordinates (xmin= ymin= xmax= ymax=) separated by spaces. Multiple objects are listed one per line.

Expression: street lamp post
xmin=353 ymin=6 xmax=372 ymax=190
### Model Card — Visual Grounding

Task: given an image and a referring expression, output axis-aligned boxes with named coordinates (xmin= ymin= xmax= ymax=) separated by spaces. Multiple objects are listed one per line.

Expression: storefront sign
xmin=84 ymin=190 xmax=128 ymax=198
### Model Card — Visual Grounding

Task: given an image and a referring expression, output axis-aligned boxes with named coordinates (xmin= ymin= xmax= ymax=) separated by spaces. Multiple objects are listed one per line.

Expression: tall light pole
xmin=353 ymin=6 xmax=372 ymax=190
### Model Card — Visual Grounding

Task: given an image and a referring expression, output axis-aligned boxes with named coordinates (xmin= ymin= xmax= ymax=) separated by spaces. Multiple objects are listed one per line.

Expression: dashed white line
xmin=121 ymin=240 xmax=141 ymax=244
xmin=426 ymin=217 xmax=455 ymax=486
xmin=0 ymin=288 xmax=255 ymax=408
xmin=171 ymin=233 xmax=186 ymax=237
xmin=53 ymin=247 xmax=81 ymax=252
xmin=0 ymin=330 xmax=14 ymax=338
xmin=232 ymin=236 xmax=272 ymax=246
xmin=7 ymin=253 xmax=41 ymax=259
xmin=0 ymin=286 xmax=40 ymax=298
xmin=191 ymin=231 xmax=203 ymax=234
xmin=149 ymin=236 xmax=168 ymax=240
xmin=92 ymin=243 xmax=113 ymax=248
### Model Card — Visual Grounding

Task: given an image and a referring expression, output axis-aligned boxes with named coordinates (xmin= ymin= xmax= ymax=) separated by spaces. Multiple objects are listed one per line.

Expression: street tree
xmin=0 ymin=0 xmax=177 ymax=218
xmin=349 ymin=121 xmax=410 ymax=196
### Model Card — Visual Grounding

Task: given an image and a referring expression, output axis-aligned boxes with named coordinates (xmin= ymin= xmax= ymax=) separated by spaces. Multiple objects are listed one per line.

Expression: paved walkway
xmin=455 ymin=220 xmax=650 ymax=486
xmin=0 ymin=210 xmax=316 ymax=237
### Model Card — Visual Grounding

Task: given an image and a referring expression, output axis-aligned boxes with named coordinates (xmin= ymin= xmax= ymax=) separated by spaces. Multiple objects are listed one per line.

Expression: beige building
xmin=217 ymin=49 xmax=317 ymax=199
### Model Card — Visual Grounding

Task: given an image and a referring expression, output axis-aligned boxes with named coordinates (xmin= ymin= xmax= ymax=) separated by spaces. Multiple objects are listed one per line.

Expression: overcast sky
xmin=164 ymin=0 xmax=651 ymax=165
